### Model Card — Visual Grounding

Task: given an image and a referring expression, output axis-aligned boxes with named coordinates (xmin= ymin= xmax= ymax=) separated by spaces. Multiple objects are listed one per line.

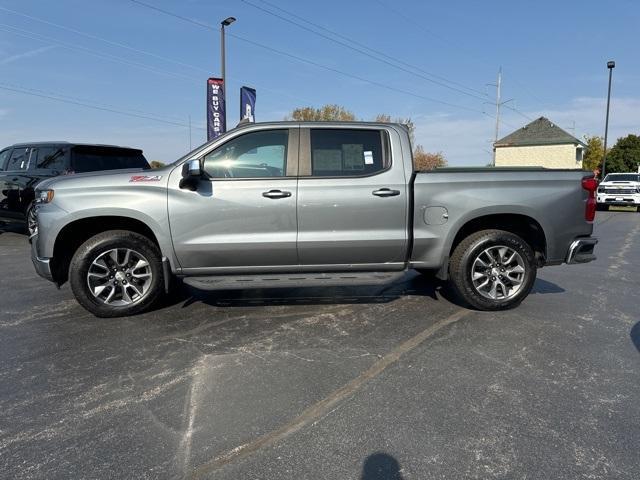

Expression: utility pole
xmin=601 ymin=60 xmax=615 ymax=179
xmin=487 ymin=68 xmax=511 ymax=166
xmin=188 ymin=115 xmax=192 ymax=150
xmin=493 ymin=66 xmax=502 ymax=166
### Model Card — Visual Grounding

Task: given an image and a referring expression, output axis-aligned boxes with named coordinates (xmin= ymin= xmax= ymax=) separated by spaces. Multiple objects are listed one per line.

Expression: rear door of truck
xmin=296 ymin=125 xmax=409 ymax=268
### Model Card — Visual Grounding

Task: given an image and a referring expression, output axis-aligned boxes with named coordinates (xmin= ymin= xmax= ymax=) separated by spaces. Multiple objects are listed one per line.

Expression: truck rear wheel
xmin=448 ymin=229 xmax=537 ymax=311
xmin=69 ymin=230 xmax=164 ymax=317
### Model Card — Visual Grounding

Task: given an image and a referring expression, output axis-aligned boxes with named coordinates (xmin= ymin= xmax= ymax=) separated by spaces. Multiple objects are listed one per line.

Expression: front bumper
xmin=597 ymin=194 xmax=640 ymax=206
xmin=30 ymin=234 xmax=54 ymax=282
xmin=566 ymin=237 xmax=598 ymax=265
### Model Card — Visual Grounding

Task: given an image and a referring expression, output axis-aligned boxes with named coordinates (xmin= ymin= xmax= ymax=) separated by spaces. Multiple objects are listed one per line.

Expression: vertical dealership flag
xmin=206 ymin=77 xmax=226 ymax=141
xmin=240 ymin=86 xmax=256 ymax=123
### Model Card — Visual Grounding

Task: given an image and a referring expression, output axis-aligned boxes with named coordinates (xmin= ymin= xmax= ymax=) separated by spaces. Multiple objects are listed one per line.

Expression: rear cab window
xmin=309 ymin=129 xmax=388 ymax=177
xmin=71 ymin=146 xmax=149 ymax=173
xmin=33 ymin=146 xmax=70 ymax=172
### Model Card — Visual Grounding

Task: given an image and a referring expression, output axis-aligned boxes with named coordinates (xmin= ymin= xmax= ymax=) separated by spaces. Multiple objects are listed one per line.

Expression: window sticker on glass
xmin=313 ymin=149 xmax=342 ymax=171
xmin=342 ymin=144 xmax=364 ymax=171
xmin=364 ymin=150 xmax=374 ymax=165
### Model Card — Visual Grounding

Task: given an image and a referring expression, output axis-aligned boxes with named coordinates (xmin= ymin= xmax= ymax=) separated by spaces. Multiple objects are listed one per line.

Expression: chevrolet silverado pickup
xmin=596 ymin=173 xmax=640 ymax=210
xmin=30 ymin=122 xmax=598 ymax=317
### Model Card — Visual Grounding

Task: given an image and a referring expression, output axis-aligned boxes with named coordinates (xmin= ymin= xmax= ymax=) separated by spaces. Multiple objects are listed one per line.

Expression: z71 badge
xmin=129 ymin=175 xmax=162 ymax=182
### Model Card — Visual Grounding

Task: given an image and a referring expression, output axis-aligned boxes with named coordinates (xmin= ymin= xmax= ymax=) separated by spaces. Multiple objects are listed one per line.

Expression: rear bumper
xmin=566 ymin=237 xmax=598 ymax=265
xmin=30 ymin=234 xmax=54 ymax=282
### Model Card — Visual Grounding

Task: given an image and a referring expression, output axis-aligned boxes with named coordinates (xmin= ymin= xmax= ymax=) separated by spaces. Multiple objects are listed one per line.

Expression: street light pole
xmin=220 ymin=16 xmax=236 ymax=130
xmin=601 ymin=60 xmax=615 ymax=179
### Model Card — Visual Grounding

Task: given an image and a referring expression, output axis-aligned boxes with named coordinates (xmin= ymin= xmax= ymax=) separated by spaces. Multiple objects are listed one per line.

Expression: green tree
xmin=374 ymin=114 xmax=415 ymax=146
xmin=582 ymin=135 xmax=604 ymax=172
xmin=605 ymin=134 xmax=640 ymax=174
xmin=286 ymin=104 xmax=355 ymax=121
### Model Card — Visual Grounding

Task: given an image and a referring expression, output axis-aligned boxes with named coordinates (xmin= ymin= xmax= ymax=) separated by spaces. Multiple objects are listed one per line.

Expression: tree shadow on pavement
xmin=631 ymin=321 xmax=640 ymax=353
xmin=361 ymin=452 xmax=405 ymax=480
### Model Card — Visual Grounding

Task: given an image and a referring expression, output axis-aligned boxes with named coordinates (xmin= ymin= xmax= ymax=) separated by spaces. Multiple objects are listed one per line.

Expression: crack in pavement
xmin=187 ymin=308 xmax=471 ymax=479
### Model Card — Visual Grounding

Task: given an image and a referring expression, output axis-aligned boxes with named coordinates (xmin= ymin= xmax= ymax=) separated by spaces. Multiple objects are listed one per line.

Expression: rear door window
xmin=6 ymin=147 xmax=31 ymax=171
xmin=309 ymin=129 xmax=387 ymax=177
xmin=34 ymin=146 xmax=69 ymax=172
xmin=71 ymin=146 xmax=149 ymax=173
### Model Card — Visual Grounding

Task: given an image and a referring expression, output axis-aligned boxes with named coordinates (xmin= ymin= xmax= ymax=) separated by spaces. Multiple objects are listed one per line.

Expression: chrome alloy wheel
xmin=87 ymin=248 xmax=153 ymax=306
xmin=471 ymin=245 xmax=526 ymax=301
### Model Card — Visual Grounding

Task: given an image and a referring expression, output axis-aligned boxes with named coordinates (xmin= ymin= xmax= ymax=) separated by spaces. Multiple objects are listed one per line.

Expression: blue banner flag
xmin=240 ymin=86 xmax=256 ymax=123
xmin=207 ymin=78 xmax=225 ymax=141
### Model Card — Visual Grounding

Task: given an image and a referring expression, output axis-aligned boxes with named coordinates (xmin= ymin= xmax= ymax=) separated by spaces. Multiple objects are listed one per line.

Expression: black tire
xmin=448 ymin=229 xmax=537 ymax=311
xmin=26 ymin=202 xmax=37 ymax=236
xmin=69 ymin=230 xmax=165 ymax=317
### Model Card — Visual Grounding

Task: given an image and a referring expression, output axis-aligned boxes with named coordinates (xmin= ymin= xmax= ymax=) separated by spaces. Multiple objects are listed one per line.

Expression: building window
xmin=576 ymin=147 xmax=584 ymax=163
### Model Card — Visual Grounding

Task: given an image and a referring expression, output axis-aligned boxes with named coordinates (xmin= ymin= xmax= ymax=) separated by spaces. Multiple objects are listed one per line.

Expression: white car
xmin=597 ymin=173 xmax=640 ymax=210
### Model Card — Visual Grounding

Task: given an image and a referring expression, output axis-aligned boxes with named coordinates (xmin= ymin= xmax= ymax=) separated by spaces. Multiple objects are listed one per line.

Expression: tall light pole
xmin=220 ymin=16 xmax=236 ymax=129
xmin=601 ymin=60 xmax=615 ymax=179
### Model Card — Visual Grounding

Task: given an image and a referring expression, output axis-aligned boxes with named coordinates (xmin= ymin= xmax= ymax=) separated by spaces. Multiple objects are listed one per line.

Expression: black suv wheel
xmin=69 ymin=230 xmax=164 ymax=317
xmin=448 ymin=229 xmax=537 ymax=311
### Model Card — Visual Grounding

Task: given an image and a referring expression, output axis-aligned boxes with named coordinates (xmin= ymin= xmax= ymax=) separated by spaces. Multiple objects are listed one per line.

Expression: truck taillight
xmin=582 ymin=177 xmax=597 ymax=222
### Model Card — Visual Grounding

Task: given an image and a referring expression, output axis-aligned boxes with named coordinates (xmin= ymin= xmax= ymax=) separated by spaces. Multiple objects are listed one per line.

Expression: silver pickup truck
xmin=30 ymin=121 xmax=598 ymax=317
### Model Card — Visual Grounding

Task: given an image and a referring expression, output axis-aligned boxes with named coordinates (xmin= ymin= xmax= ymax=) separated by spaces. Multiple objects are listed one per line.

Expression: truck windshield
xmin=71 ymin=146 xmax=150 ymax=173
xmin=603 ymin=174 xmax=640 ymax=182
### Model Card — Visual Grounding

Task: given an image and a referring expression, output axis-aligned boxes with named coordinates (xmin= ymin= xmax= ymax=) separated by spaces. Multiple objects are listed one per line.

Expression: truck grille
xmin=601 ymin=188 xmax=637 ymax=194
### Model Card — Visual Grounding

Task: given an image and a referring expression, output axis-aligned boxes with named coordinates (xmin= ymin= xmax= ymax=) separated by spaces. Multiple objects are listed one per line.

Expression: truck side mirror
xmin=179 ymin=159 xmax=201 ymax=191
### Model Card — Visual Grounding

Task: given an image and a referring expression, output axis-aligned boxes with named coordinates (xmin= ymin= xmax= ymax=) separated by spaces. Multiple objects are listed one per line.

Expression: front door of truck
xmin=168 ymin=127 xmax=299 ymax=273
xmin=296 ymin=127 xmax=408 ymax=268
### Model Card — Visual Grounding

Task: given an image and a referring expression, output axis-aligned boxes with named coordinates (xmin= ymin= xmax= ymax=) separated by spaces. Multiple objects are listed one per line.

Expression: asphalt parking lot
xmin=1 ymin=211 xmax=639 ymax=480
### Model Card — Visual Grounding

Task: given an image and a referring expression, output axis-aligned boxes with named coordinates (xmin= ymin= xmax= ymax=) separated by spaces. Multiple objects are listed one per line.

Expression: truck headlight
xmin=35 ymin=189 xmax=55 ymax=204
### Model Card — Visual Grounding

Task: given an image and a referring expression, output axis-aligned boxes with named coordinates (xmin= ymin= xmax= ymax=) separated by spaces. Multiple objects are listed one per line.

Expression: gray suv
xmin=0 ymin=142 xmax=149 ymax=232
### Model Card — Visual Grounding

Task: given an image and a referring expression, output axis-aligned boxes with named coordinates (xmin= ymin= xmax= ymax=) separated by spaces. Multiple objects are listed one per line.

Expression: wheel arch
xmin=433 ymin=208 xmax=549 ymax=280
xmin=50 ymin=215 xmax=173 ymax=286
xmin=449 ymin=212 xmax=548 ymax=264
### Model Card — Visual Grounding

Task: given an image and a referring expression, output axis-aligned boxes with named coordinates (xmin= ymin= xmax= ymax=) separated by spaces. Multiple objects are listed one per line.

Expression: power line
xmin=0 ymin=83 xmax=203 ymax=128
xmin=239 ymin=0 xmax=488 ymax=100
xmin=0 ymin=80 xmax=200 ymax=125
xmin=373 ymin=0 xmax=553 ymax=113
xmin=0 ymin=18 xmax=317 ymax=106
xmin=0 ymin=5 xmax=205 ymax=73
xmin=0 ymin=23 xmax=200 ymax=85
xmin=127 ymin=0 xmax=485 ymax=113
xmin=503 ymin=104 xmax=534 ymax=122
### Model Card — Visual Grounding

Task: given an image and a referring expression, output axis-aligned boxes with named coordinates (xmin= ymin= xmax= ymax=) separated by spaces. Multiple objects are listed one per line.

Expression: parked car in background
xmin=596 ymin=173 xmax=640 ymax=210
xmin=0 ymin=142 xmax=150 ymax=233
xmin=30 ymin=122 xmax=598 ymax=317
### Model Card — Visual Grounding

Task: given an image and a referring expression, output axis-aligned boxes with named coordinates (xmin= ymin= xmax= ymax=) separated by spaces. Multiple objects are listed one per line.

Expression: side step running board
xmin=182 ymin=271 xmax=405 ymax=291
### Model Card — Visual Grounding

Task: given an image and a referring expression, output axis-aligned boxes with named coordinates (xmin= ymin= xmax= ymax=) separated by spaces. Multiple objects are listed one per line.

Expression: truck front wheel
xmin=69 ymin=230 xmax=165 ymax=317
xmin=448 ymin=229 xmax=537 ymax=311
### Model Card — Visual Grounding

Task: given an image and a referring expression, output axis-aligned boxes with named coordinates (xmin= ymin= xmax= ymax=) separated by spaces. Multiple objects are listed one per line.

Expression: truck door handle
xmin=262 ymin=189 xmax=292 ymax=199
xmin=372 ymin=188 xmax=400 ymax=197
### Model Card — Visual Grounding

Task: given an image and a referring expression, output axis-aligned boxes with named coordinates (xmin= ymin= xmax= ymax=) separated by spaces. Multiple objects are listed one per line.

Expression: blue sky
xmin=1 ymin=0 xmax=638 ymax=165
